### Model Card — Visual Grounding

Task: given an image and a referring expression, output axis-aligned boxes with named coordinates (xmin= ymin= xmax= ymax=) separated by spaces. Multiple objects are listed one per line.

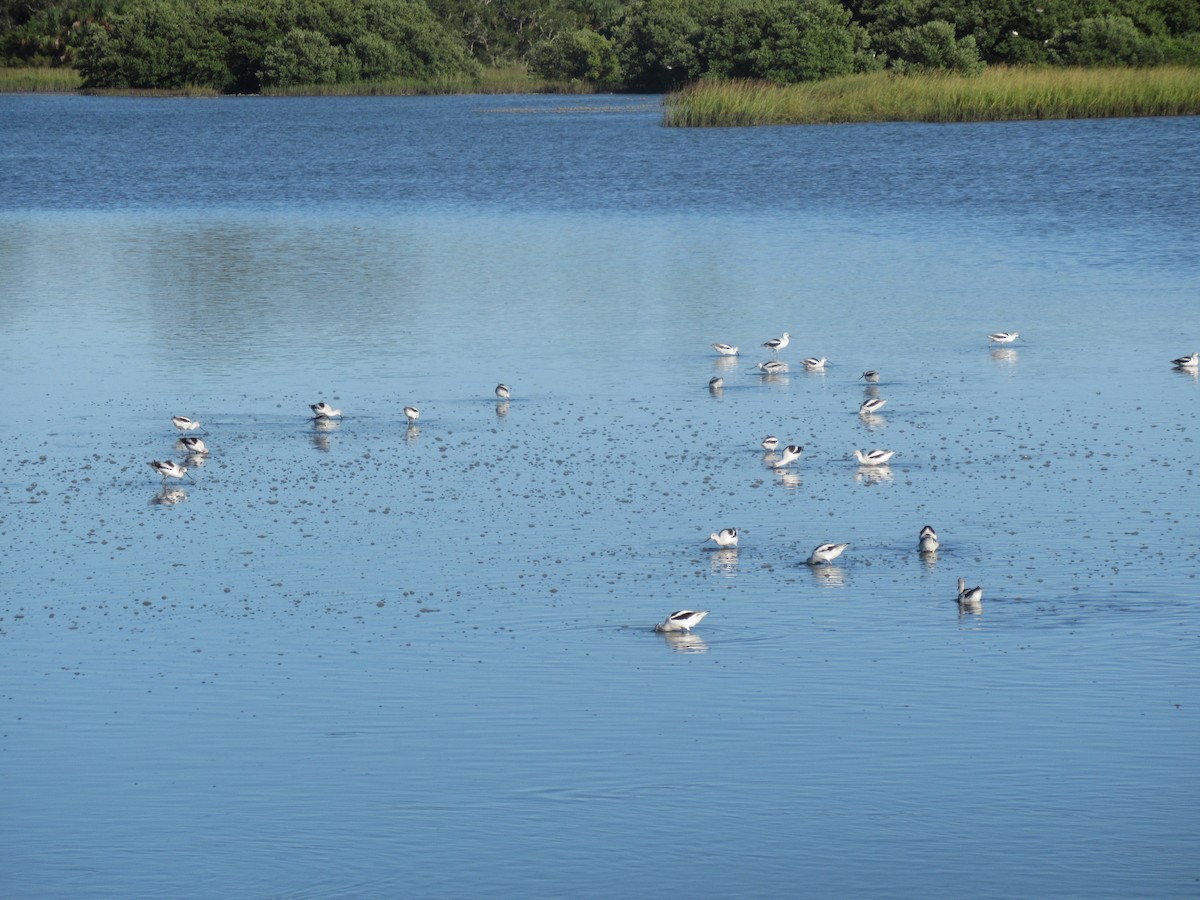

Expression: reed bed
xmin=0 ymin=66 xmax=82 ymax=92
xmin=663 ymin=66 xmax=1200 ymax=126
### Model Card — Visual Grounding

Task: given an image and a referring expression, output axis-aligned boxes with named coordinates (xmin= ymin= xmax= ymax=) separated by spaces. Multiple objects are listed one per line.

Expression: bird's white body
xmin=655 ymin=610 xmax=709 ymax=633
xmin=854 ymin=448 xmax=895 ymax=466
xmin=754 ymin=360 xmax=789 ymax=375
xmin=149 ymin=459 xmax=192 ymax=483
xmin=859 ymin=398 xmax=887 ymax=415
xmin=762 ymin=332 xmax=790 ymax=354
xmin=988 ymin=332 xmax=1019 ymax=344
xmin=310 ymin=402 xmax=342 ymax=419
xmin=495 ymin=384 xmax=511 ymax=400
xmin=1171 ymin=351 xmax=1199 ymax=369
xmin=708 ymin=376 xmax=724 ymax=390
xmin=919 ymin=525 xmax=939 ymax=553
xmin=180 ymin=436 xmax=208 ymax=455
xmin=761 ymin=436 xmax=780 ymax=452
xmin=712 ymin=343 xmax=739 ymax=356
xmin=802 ymin=357 xmax=827 ymax=370
xmin=957 ymin=577 xmax=983 ymax=607
xmin=860 ymin=370 xmax=880 ymax=383
xmin=706 ymin=528 xmax=738 ymax=548
xmin=171 ymin=415 xmax=202 ymax=432
xmin=404 ymin=406 xmax=420 ymax=423
xmin=809 ymin=542 xmax=849 ymax=565
xmin=774 ymin=445 xmax=803 ymax=468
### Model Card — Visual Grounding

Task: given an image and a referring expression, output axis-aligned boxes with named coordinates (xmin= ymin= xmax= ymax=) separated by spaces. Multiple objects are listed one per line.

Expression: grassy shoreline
xmin=0 ymin=65 xmax=590 ymax=96
xmin=663 ymin=66 xmax=1200 ymax=126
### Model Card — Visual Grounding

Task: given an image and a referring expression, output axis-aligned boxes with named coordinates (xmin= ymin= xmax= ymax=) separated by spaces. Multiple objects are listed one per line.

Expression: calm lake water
xmin=1 ymin=94 xmax=1198 ymax=898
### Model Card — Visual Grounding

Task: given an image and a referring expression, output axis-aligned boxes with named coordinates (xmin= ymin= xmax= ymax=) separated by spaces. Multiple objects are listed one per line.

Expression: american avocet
xmin=859 ymin=398 xmax=887 ymax=415
xmin=708 ymin=376 xmax=724 ymax=391
xmin=802 ymin=357 xmax=827 ymax=371
xmin=919 ymin=525 xmax=939 ymax=553
xmin=809 ymin=542 xmax=849 ymax=565
xmin=179 ymin=436 xmax=208 ymax=455
xmin=956 ymin=577 xmax=983 ymax=608
xmin=988 ymin=332 xmax=1020 ymax=344
xmin=860 ymin=370 xmax=880 ymax=383
xmin=1171 ymin=351 xmax=1199 ymax=369
xmin=404 ymin=406 xmax=420 ymax=423
xmin=752 ymin=360 xmax=789 ymax=375
xmin=705 ymin=528 xmax=738 ymax=548
xmin=171 ymin=415 xmax=204 ymax=433
xmin=655 ymin=609 xmax=709 ymax=633
xmin=762 ymin=332 xmax=790 ymax=354
xmin=761 ymin=436 xmax=780 ymax=452
xmin=495 ymin=384 xmax=511 ymax=400
xmin=149 ymin=459 xmax=193 ymax=484
xmin=310 ymin=402 xmax=342 ymax=419
xmin=854 ymin=448 xmax=895 ymax=466
xmin=774 ymin=445 xmax=803 ymax=468
xmin=712 ymin=343 xmax=739 ymax=356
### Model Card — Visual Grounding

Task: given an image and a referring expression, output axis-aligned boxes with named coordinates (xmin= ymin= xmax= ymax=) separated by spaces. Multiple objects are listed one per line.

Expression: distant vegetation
xmin=2 ymin=0 xmax=1198 ymax=95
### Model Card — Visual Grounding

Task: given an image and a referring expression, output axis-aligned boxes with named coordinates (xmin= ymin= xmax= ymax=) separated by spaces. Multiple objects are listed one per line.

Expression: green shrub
xmin=530 ymin=28 xmax=621 ymax=82
xmin=885 ymin=19 xmax=983 ymax=74
xmin=1049 ymin=15 xmax=1166 ymax=67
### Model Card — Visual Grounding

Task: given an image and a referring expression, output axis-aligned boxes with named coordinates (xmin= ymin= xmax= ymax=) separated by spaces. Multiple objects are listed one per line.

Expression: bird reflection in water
xmin=405 ymin=423 xmax=421 ymax=443
xmin=991 ymin=348 xmax=1018 ymax=365
xmin=151 ymin=486 xmax=188 ymax=505
xmin=183 ymin=452 xmax=207 ymax=469
xmin=859 ymin=413 xmax=887 ymax=431
xmin=495 ymin=401 xmax=510 ymax=418
xmin=810 ymin=565 xmax=846 ymax=586
xmin=659 ymin=631 xmax=709 ymax=653
xmin=710 ymin=548 xmax=739 ymax=577
xmin=311 ymin=433 xmax=331 ymax=452
xmin=855 ymin=465 xmax=894 ymax=485
xmin=774 ymin=470 xmax=802 ymax=490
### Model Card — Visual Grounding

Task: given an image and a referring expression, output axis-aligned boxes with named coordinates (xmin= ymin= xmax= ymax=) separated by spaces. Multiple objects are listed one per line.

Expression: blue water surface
xmin=1 ymin=94 xmax=1198 ymax=899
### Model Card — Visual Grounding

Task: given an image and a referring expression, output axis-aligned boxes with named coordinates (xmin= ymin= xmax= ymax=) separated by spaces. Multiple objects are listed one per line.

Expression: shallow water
xmin=1 ymin=95 xmax=1198 ymax=898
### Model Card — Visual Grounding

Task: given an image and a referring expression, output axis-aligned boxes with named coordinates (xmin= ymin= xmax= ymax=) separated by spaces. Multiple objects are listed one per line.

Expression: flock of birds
xmin=654 ymin=334 xmax=1199 ymax=636
xmin=148 ymin=341 xmax=1197 ymax=639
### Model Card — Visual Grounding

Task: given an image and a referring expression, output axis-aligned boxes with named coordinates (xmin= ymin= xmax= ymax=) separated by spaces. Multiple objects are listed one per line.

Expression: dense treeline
xmin=2 ymin=0 xmax=1198 ymax=92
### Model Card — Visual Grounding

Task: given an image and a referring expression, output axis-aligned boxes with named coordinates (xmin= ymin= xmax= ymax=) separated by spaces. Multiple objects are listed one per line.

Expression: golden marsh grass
xmin=664 ymin=67 xmax=1200 ymax=126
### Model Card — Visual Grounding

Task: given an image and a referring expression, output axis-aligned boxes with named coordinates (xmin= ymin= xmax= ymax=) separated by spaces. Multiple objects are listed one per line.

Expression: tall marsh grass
xmin=0 ymin=66 xmax=82 ymax=92
xmin=664 ymin=66 xmax=1200 ymax=126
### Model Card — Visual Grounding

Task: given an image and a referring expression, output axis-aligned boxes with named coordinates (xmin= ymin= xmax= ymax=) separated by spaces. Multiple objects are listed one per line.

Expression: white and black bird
xmin=171 ymin=415 xmax=204 ymax=433
xmin=149 ymin=459 xmax=193 ymax=484
xmin=179 ymin=436 xmax=208 ymax=455
xmin=310 ymin=402 xmax=342 ymax=419
xmin=860 ymin=370 xmax=880 ymax=383
xmin=774 ymin=444 xmax=804 ymax=468
xmin=752 ymin=360 xmax=789 ymax=375
xmin=1171 ymin=351 xmax=1199 ymax=369
xmin=808 ymin=542 xmax=849 ymax=565
xmin=495 ymin=384 xmax=511 ymax=400
xmin=988 ymin=331 xmax=1020 ymax=344
xmin=919 ymin=525 xmax=939 ymax=553
xmin=705 ymin=528 xmax=738 ymax=548
xmin=854 ymin=448 xmax=895 ymax=466
xmin=762 ymin=331 xmax=790 ymax=354
xmin=859 ymin=398 xmax=887 ymax=415
xmin=802 ymin=356 xmax=827 ymax=371
xmin=708 ymin=376 xmax=724 ymax=391
xmin=956 ymin=577 xmax=983 ymax=608
xmin=655 ymin=610 xmax=709 ymax=633
xmin=404 ymin=406 xmax=420 ymax=424
xmin=761 ymin=435 xmax=780 ymax=452
xmin=712 ymin=342 xmax=739 ymax=356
